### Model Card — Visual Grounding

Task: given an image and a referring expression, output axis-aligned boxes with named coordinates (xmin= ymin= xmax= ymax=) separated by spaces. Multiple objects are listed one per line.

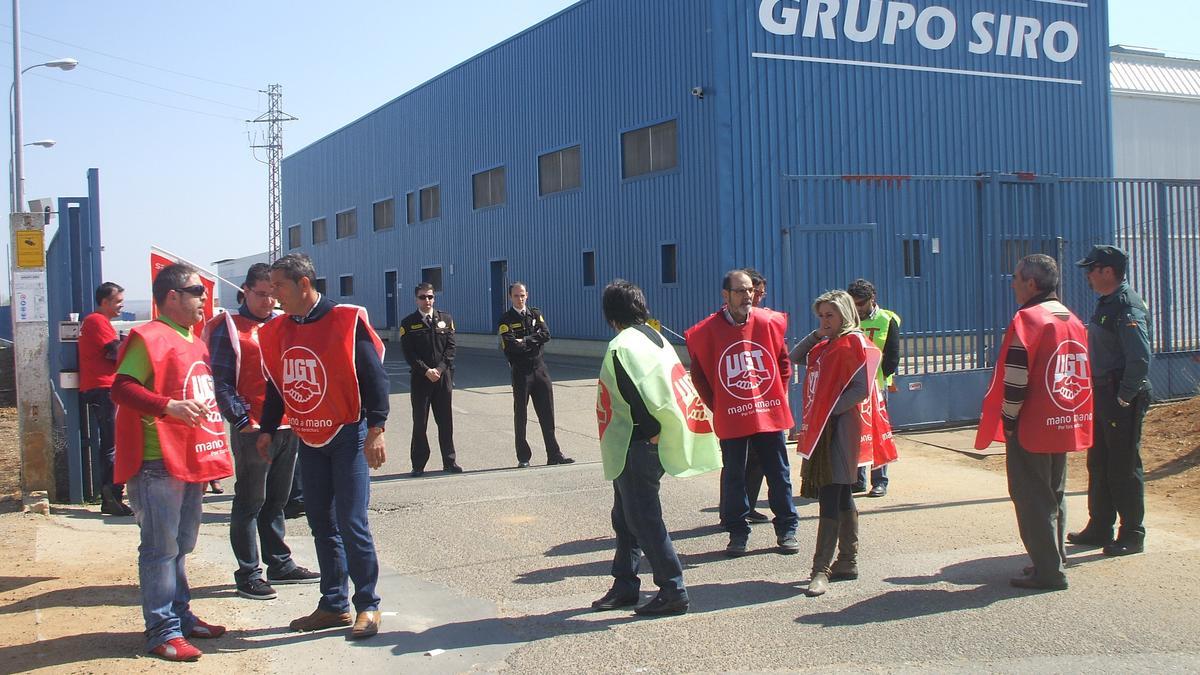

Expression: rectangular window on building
xmin=538 ymin=145 xmax=582 ymax=196
xmin=406 ymin=192 xmax=418 ymax=225
xmin=472 ymin=167 xmax=506 ymax=209
xmin=312 ymin=217 xmax=327 ymax=244
xmin=421 ymin=266 xmax=443 ymax=292
xmin=902 ymin=239 xmax=923 ymax=278
xmin=622 ymin=120 xmax=677 ymax=179
xmin=314 ymin=278 xmax=327 ymax=295
xmin=373 ymin=198 xmax=395 ymax=231
xmin=288 ymin=225 xmax=301 ymax=249
xmin=582 ymin=250 xmax=596 ymax=287
xmin=339 ymin=275 xmax=354 ymax=296
xmin=336 ymin=208 xmax=358 ymax=239
xmin=660 ymin=243 xmax=678 ymax=284
xmin=419 ymin=185 xmax=441 ymax=221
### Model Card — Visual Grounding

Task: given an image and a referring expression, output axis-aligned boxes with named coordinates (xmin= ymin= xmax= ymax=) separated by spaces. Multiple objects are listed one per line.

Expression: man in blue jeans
xmin=207 ymin=263 xmax=319 ymax=600
xmin=259 ymin=253 xmax=389 ymax=640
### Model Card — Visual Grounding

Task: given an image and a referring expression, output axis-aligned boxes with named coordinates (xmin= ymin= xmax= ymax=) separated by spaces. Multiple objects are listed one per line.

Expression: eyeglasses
xmin=246 ymin=289 xmax=273 ymax=300
xmin=174 ymin=285 xmax=206 ymax=297
xmin=728 ymin=288 xmax=755 ymax=295
xmin=417 ymin=294 xmax=434 ymax=300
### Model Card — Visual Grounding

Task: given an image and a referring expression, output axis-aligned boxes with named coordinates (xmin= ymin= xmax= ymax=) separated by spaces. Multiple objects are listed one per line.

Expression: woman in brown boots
xmin=791 ymin=290 xmax=897 ymax=597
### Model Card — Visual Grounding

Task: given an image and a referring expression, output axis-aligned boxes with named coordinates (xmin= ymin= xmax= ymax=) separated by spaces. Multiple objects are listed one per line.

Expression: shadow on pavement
xmin=543 ymin=523 xmax=724 ymax=559
xmin=0 ymin=575 xmax=55 ymax=593
xmin=53 ymin=504 xmax=231 ymax=526
xmin=0 ymin=583 xmax=233 ymax=615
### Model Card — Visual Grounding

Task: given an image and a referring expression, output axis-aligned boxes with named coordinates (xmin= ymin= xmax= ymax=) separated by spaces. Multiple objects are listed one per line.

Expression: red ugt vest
xmin=207 ymin=311 xmax=289 ymax=429
xmin=684 ymin=308 xmax=794 ymax=437
xmin=259 ymin=305 xmax=384 ymax=447
xmin=113 ymin=321 xmax=232 ymax=484
xmin=78 ymin=312 xmax=118 ymax=391
xmin=797 ymin=332 xmax=898 ymax=467
xmin=976 ymin=303 xmax=1093 ymax=453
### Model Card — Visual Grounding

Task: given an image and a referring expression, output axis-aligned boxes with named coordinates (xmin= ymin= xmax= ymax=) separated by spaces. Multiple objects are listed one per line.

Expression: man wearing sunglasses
xmin=111 ymin=263 xmax=233 ymax=661
xmin=400 ymin=283 xmax=462 ymax=476
xmin=207 ymin=263 xmax=319 ymax=603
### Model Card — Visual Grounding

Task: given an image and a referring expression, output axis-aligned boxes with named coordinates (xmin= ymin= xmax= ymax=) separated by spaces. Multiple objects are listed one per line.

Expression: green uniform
xmin=597 ymin=326 xmax=721 ymax=481
xmin=1088 ymin=282 xmax=1152 ymax=401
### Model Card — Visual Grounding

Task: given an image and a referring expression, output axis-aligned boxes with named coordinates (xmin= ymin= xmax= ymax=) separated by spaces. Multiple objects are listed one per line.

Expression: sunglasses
xmin=174 ymin=285 xmax=206 ymax=297
xmin=417 ymin=294 xmax=434 ymax=300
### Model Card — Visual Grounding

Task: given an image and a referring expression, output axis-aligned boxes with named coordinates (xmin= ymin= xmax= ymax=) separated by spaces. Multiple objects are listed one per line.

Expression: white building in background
xmin=213 ymin=252 xmax=270 ymax=312
xmin=1110 ymin=46 xmax=1200 ymax=178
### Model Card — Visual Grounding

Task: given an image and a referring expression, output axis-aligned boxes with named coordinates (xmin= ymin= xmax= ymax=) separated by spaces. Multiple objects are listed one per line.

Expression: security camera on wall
xmin=691 ymin=86 xmax=704 ymax=99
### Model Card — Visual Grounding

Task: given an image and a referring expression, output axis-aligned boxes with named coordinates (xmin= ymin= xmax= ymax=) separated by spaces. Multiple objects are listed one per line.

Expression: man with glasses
xmin=1069 ymin=245 xmax=1153 ymax=557
xmin=401 ymin=283 xmax=463 ymax=476
xmin=111 ymin=264 xmax=233 ymax=661
xmin=846 ymin=279 xmax=901 ymax=497
xmin=207 ymin=263 xmax=319 ymax=602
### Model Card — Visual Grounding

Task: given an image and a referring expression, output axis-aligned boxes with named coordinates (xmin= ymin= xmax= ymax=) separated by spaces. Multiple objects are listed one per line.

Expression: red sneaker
xmin=189 ymin=618 xmax=226 ymax=639
xmin=150 ymin=637 xmax=202 ymax=662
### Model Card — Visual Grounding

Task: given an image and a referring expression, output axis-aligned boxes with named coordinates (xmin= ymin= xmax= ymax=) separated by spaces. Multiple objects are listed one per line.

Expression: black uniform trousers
xmin=410 ymin=372 xmax=457 ymax=471
xmin=512 ymin=362 xmax=562 ymax=463
xmin=1087 ymin=384 xmax=1149 ymax=539
xmin=81 ymin=387 xmax=120 ymax=499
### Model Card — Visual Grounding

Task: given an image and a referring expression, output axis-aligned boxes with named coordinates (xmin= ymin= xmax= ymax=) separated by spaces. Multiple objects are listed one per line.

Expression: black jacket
xmin=400 ymin=309 xmax=456 ymax=376
xmin=498 ymin=306 xmax=550 ymax=369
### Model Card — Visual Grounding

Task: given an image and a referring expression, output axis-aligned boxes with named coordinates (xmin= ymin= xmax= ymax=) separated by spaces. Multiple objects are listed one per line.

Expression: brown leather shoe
xmin=289 ymin=608 xmax=352 ymax=632
xmin=350 ymin=610 xmax=381 ymax=639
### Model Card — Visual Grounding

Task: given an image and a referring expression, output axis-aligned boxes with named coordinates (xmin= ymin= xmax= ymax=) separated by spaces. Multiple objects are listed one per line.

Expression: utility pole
xmin=249 ymin=84 xmax=296 ymax=261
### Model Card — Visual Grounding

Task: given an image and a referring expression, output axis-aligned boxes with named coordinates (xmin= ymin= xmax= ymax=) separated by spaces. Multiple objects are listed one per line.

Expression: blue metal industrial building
xmin=282 ymin=0 xmax=1198 ymax=425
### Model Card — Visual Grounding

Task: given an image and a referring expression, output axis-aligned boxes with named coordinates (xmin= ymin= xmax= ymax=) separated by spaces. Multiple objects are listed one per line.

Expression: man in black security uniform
xmin=400 ymin=283 xmax=463 ymax=477
xmin=1069 ymin=245 xmax=1153 ymax=557
xmin=498 ymin=282 xmax=575 ymax=468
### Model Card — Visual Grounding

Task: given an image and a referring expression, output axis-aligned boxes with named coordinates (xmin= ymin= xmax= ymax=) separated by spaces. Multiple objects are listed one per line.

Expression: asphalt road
xmin=189 ymin=347 xmax=1200 ymax=674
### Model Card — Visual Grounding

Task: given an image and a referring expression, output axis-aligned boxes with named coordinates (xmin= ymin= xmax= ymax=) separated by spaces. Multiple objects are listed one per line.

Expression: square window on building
xmin=472 ymin=167 xmax=507 ymax=209
xmin=288 ymin=224 xmax=301 ymax=249
xmin=903 ymin=239 xmax=923 ymax=278
xmin=314 ymin=277 xmax=327 ymax=295
xmin=373 ymin=198 xmax=395 ymax=231
xmin=538 ymin=145 xmax=582 ymax=196
xmin=660 ymin=243 xmax=677 ymax=284
xmin=622 ymin=120 xmax=677 ymax=179
xmin=582 ymin=250 xmax=596 ymax=287
xmin=336 ymin=208 xmax=358 ymax=239
xmin=419 ymin=185 xmax=441 ymax=221
xmin=421 ymin=266 xmax=443 ymax=292
xmin=312 ymin=217 xmax=327 ymax=244
xmin=406 ymin=192 xmax=418 ymax=225
xmin=339 ymin=275 xmax=354 ymax=296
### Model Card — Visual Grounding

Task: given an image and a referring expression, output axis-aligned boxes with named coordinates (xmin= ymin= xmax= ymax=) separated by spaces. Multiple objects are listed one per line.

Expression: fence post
xmin=1154 ymin=182 xmax=1173 ymax=352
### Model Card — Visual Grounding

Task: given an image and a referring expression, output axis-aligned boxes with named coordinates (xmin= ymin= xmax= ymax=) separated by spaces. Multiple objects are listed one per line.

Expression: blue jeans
xmin=856 ymin=464 xmax=889 ymax=489
xmin=126 ymin=461 xmax=205 ymax=651
xmin=609 ymin=439 xmax=687 ymax=600
xmin=229 ymin=428 xmax=299 ymax=585
xmin=300 ymin=420 xmax=381 ymax=613
xmin=719 ymin=431 xmax=799 ymax=539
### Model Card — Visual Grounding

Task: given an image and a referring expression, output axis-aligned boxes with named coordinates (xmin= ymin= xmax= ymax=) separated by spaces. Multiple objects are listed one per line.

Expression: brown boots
xmin=830 ymin=510 xmax=859 ymax=581
xmin=807 ymin=509 xmax=859 ymax=596
xmin=806 ymin=517 xmax=839 ymax=597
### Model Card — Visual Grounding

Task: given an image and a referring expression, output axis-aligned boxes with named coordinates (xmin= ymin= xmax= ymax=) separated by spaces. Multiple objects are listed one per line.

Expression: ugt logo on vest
xmin=719 ymin=340 xmax=777 ymax=401
xmin=671 ymin=363 xmax=714 ymax=434
xmin=595 ymin=380 xmax=613 ymax=440
xmin=1045 ymin=340 xmax=1092 ymax=412
xmin=183 ymin=361 xmax=223 ymax=437
xmin=282 ymin=346 xmax=327 ymax=414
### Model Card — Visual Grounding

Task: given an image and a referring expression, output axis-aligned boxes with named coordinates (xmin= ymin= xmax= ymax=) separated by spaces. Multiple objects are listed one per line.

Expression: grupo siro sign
xmin=755 ymin=0 xmax=1088 ymax=85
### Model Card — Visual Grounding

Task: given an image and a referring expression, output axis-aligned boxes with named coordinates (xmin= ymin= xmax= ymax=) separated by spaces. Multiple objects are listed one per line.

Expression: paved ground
xmin=2 ymin=347 xmax=1199 ymax=673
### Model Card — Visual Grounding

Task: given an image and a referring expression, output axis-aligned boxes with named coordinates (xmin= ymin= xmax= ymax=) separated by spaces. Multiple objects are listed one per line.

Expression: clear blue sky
xmin=3 ymin=0 xmax=1196 ymax=302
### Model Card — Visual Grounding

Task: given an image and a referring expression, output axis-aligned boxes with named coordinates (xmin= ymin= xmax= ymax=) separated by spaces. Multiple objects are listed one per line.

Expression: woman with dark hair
xmin=791 ymin=290 xmax=897 ymax=597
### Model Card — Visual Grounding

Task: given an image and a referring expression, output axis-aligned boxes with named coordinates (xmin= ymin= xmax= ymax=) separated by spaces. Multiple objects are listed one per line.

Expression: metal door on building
xmin=490 ymin=259 xmax=508 ymax=329
xmin=384 ymin=270 xmax=397 ymax=328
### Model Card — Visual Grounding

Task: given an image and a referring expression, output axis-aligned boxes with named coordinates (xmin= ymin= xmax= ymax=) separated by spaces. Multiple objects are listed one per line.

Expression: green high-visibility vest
xmin=597 ymin=326 xmax=722 ymax=481
xmin=859 ymin=307 xmax=901 ymax=387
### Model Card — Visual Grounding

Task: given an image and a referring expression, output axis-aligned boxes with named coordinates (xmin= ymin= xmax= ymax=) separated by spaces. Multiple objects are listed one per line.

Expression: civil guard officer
xmin=497 ymin=282 xmax=574 ymax=468
xmin=400 ymin=282 xmax=463 ymax=477
xmin=1069 ymin=245 xmax=1153 ymax=557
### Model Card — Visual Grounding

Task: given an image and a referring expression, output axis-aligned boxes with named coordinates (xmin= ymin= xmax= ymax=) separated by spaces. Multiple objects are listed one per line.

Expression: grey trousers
xmin=1006 ymin=435 xmax=1068 ymax=584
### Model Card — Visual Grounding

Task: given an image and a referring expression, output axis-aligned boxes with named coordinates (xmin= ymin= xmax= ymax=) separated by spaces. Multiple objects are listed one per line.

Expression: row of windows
xmin=287 ymin=120 xmax=679 ymax=249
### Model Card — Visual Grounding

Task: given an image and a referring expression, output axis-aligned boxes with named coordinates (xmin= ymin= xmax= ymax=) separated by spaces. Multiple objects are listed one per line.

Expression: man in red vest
xmin=686 ymin=269 xmax=800 ymax=558
xmin=258 ymin=253 xmax=389 ymax=640
xmin=207 ymin=263 xmax=319 ymax=602
xmin=79 ymin=281 xmax=132 ymax=516
xmin=111 ymin=263 xmax=233 ymax=661
xmin=976 ymin=254 xmax=1093 ymax=591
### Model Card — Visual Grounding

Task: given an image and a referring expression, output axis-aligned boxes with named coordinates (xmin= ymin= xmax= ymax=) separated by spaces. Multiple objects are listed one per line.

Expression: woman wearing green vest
xmin=592 ymin=280 xmax=722 ymax=617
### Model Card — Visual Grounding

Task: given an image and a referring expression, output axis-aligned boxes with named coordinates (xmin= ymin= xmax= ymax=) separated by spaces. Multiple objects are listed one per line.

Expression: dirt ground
xmin=0 ymin=407 xmax=20 ymax=507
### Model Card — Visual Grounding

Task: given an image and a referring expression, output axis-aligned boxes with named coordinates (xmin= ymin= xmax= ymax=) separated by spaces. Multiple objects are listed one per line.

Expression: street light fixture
xmin=27 ymin=139 xmax=56 ymax=148
xmin=10 ymin=58 xmax=78 ymax=212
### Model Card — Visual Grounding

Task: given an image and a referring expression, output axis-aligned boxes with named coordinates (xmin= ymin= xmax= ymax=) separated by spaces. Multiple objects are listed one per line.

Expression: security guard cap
xmin=1075 ymin=244 xmax=1128 ymax=269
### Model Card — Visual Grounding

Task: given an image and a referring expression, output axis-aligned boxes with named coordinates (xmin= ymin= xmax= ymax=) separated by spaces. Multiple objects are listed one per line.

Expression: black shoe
xmin=867 ymin=485 xmax=888 ymax=498
xmin=410 ymin=469 xmax=425 ymax=478
xmin=850 ymin=483 xmax=867 ymax=494
xmin=444 ymin=465 xmax=464 ymax=474
xmin=268 ymin=566 xmax=321 ymax=585
xmin=1104 ymin=539 xmax=1144 ymax=557
xmin=590 ymin=588 xmax=639 ymax=611
xmin=1009 ymin=575 xmax=1067 ymax=591
xmin=207 ymin=480 xmax=224 ymax=494
xmin=746 ymin=510 xmax=770 ymax=524
xmin=100 ymin=499 xmax=134 ymax=517
xmin=283 ymin=502 xmax=305 ymax=520
xmin=634 ymin=594 xmax=689 ymax=617
xmin=1067 ymin=527 xmax=1113 ymax=547
xmin=237 ymin=578 xmax=278 ymax=600
xmin=725 ymin=537 xmax=748 ymax=558
xmin=517 ymin=461 xmax=530 ymax=468
xmin=548 ymin=456 xmax=575 ymax=465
